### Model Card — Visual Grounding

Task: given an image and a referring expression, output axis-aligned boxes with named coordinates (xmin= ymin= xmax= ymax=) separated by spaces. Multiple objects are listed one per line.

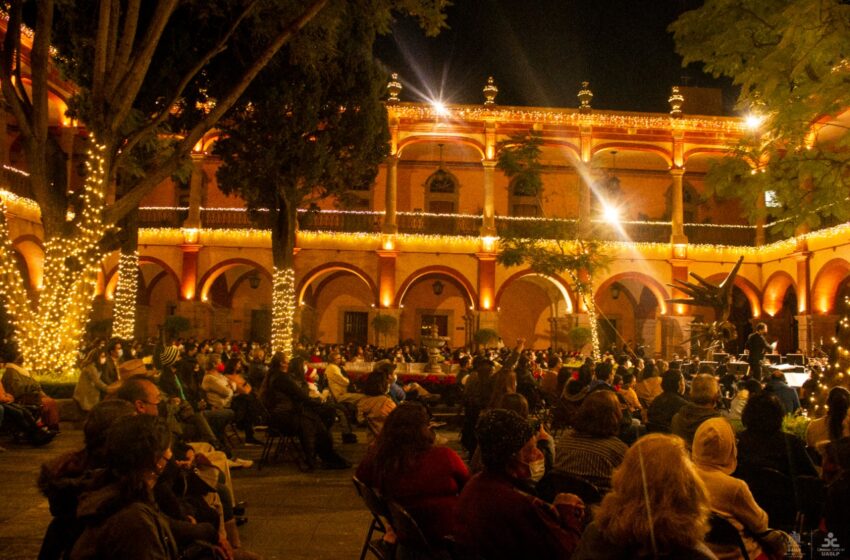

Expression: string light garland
xmin=0 ymin=139 xmax=109 ymax=378
xmin=111 ymin=250 xmax=139 ymax=340
xmin=271 ymin=267 xmax=296 ymax=357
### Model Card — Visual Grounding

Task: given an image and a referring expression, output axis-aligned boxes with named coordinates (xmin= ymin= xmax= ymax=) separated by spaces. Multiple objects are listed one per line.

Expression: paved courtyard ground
xmin=0 ymin=425 xmax=411 ymax=560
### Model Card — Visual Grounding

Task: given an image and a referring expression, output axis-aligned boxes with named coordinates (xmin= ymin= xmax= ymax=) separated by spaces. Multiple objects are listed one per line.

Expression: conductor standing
xmin=744 ymin=322 xmax=769 ymax=380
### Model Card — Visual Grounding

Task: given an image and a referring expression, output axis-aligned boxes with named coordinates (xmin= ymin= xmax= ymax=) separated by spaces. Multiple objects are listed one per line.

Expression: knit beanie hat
xmin=476 ymin=409 xmax=534 ymax=471
xmin=160 ymin=345 xmax=179 ymax=368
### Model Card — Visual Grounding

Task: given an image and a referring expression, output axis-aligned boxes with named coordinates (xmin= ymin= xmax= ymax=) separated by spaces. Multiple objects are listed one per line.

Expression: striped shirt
xmin=553 ymin=430 xmax=628 ymax=491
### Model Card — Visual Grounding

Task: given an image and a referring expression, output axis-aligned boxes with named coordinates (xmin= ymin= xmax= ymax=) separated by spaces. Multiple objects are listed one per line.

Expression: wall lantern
xmin=248 ymin=271 xmax=261 ymax=290
xmin=432 ymin=280 xmax=444 ymax=296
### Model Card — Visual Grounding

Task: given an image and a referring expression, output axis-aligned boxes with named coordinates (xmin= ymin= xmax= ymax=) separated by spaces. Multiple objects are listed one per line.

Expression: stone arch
xmin=397 ymin=135 xmax=486 ymax=159
xmin=394 ymin=265 xmax=477 ymax=310
xmin=495 ymin=269 xmax=575 ymax=314
xmin=104 ymin=256 xmax=180 ymax=300
xmin=198 ymin=258 xmax=272 ymax=302
xmin=595 ymin=272 xmax=670 ymax=315
xmin=590 ymin=143 xmax=674 ymax=167
xmin=705 ymin=272 xmax=762 ymax=318
xmin=12 ymin=234 xmax=44 ymax=290
xmin=812 ymin=258 xmax=850 ymax=314
xmin=297 ymin=262 xmax=378 ymax=307
xmin=762 ymin=271 xmax=797 ymax=317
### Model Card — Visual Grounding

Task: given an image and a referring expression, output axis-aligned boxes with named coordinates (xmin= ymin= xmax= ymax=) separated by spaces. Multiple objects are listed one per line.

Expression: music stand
xmin=784 ymin=354 xmax=805 ymax=366
xmin=765 ymin=354 xmax=782 ymax=365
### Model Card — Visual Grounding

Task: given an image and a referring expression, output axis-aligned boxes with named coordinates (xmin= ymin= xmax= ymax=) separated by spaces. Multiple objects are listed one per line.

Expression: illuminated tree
xmin=0 ymin=0 xmax=445 ymax=375
xmin=670 ymin=0 xmax=850 ymax=236
xmin=214 ymin=6 xmax=412 ymax=356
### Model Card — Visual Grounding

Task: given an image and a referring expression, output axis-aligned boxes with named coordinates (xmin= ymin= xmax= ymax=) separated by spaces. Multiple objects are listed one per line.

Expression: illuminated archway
xmin=812 ymin=258 xmax=850 ymax=314
xmin=198 ymin=258 xmax=272 ymax=302
xmin=762 ymin=271 xmax=797 ymax=317
xmin=394 ymin=266 xmax=477 ymax=310
xmin=297 ymin=262 xmax=378 ymax=307
xmin=705 ymin=272 xmax=762 ymax=318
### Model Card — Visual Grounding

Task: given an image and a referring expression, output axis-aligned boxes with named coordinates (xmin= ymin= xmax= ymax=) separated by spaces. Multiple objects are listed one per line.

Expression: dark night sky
xmin=374 ymin=0 xmax=735 ymax=113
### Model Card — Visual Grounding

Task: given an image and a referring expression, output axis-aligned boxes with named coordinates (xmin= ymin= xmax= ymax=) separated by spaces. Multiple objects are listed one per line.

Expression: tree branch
xmin=111 ymin=0 xmax=141 ymax=81
xmin=115 ymin=0 xmax=259 ymax=167
xmin=104 ymin=0 xmax=178 ymax=135
xmin=0 ymin=2 xmax=32 ymax=139
xmin=106 ymin=0 xmax=120 ymax=70
xmin=105 ymin=0 xmax=330 ymax=224
xmin=91 ymin=0 xmax=112 ymax=102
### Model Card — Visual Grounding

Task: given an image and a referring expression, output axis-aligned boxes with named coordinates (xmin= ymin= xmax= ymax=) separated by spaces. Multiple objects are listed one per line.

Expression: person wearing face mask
xmin=70 ymin=415 xmax=178 ymax=560
xmin=103 ymin=338 xmax=124 ymax=385
xmin=356 ymin=402 xmax=468 ymax=553
xmin=73 ymin=348 xmax=111 ymax=412
xmin=454 ymin=409 xmax=584 ymax=560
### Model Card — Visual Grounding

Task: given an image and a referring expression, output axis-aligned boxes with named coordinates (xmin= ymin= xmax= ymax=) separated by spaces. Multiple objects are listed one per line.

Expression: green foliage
xmin=163 ymin=315 xmax=191 ymax=338
xmin=567 ymin=326 xmax=593 ymax=351
xmin=473 ymin=328 xmax=499 ymax=347
xmin=214 ymin=3 xmax=392 ymax=228
xmin=670 ymin=0 xmax=850 ymax=230
xmin=371 ymin=314 xmax=398 ymax=334
xmin=782 ymin=413 xmax=810 ymax=440
xmin=497 ymin=131 xmax=544 ymax=199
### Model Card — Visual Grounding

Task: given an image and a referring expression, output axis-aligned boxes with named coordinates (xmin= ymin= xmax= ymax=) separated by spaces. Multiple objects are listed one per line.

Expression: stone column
xmin=670 ymin=167 xmax=687 ymax=244
xmin=481 ymin=160 xmax=497 ymax=236
xmin=476 ymin=252 xmax=496 ymax=312
xmin=382 ymin=155 xmax=399 ymax=234
xmin=179 ymin=244 xmax=201 ymax=301
xmin=577 ymin=171 xmax=592 ymax=238
xmin=183 ymin=155 xmax=204 ymax=229
xmin=377 ymin=250 xmax=397 ymax=309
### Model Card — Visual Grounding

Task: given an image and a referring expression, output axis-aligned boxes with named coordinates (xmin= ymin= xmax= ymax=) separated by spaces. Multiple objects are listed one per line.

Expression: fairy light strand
xmin=111 ymin=250 xmax=139 ymax=340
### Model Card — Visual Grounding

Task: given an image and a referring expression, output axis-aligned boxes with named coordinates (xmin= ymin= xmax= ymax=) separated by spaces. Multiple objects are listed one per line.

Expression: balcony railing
xmin=133 ymin=207 xmax=823 ymax=248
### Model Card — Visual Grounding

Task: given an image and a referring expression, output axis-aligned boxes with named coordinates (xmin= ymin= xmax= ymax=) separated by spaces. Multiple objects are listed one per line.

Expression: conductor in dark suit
xmin=744 ymin=323 xmax=769 ymax=380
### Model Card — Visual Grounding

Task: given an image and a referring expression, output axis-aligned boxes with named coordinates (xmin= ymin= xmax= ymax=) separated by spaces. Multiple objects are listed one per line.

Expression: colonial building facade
xmin=3 ymin=75 xmax=849 ymax=358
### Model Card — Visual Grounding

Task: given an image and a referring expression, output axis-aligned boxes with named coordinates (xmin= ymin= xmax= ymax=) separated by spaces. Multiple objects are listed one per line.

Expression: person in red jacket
xmin=356 ymin=402 xmax=468 ymax=546
xmin=454 ymin=409 xmax=584 ymax=560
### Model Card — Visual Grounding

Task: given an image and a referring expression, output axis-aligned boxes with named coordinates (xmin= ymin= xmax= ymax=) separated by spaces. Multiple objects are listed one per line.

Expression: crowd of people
xmin=1 ymin=332 xmax=849 ymax=559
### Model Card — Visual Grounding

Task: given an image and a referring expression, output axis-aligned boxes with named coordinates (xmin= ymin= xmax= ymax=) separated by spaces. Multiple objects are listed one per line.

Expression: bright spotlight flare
xmin=744 ymin=113 xmax=764 ymax=131
xmin=431 ymin=99 xmax=450 ymax=117
xmin=602 ymin=202 xmax=620 ymax=224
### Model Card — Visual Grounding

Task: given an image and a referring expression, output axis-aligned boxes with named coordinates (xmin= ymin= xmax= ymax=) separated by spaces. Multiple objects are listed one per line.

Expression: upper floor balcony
xmin=136 ymin=207 xmax=786 ymax=247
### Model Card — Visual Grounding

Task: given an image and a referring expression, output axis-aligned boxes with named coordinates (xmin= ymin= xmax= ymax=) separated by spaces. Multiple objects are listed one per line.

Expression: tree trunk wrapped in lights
xmin=111 ymin=250 xmax=139 ymax=340
xmin=0 ymin=142 xmax=108 ymax=377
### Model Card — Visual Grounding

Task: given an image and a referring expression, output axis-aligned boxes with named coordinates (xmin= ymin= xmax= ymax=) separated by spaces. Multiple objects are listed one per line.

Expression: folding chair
xmin=352 ymin=477 xmax=393 ymax=560
xmin=257 ymin=426 xmax=307 ymax=471
xmin=705 ymin=513 xmax=749 ymax=560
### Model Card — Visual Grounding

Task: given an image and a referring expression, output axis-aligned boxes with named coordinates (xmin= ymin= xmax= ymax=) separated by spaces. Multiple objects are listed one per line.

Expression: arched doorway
xmin=496 ymin=273 xmax=573 ymax=350
xmin=198 ymin=259 xmax=272 ymax=341
xmin=396 ymin=269 xmax=477 ymax=349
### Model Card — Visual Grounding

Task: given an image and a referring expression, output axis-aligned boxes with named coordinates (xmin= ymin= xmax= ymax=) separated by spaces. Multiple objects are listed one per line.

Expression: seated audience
xmin=454 ymin=409 xmax=584 ymax=559
xmin=764 ymin=370 xmax=801 ymax=415
xmin=692 ymin=417 xmax=777 ymax=560
xmin=73 ymin=348 xmax=110 ymax=412
xmin=646 ymin=370 xmax=688 ymax=432
xmin=262 ymin=353 xmax=350 ymax=470
xmin=822 ymin=437 xmax=850 ymax=549
xmin=572 ymin=434 xmax=716 ymax=560
xmin=356 ymin=365 xmax=397 ymax=438
xmin=672 ymin=374 xmax=721 ymax=449
xmin=223 ymin=358 xmax=264 ymax=445
xmin=2 ymin=346 xmax=60 ymax=431
xmin=806 ymin=386 xmax=850 ymax=459
xmin=70 ymin=415 xmax=178 ymax=559
xmin=727 ymin=378 xmax=762 ymax=422
xmin=357 ymin=402 xmax=468 ymax=547
xmin=634 ymin=360 xmax=663 ymax=405
xmin=38 ymin=400 xmax=137 ymax=559
xmin=736 ymin=392 xmax=817 ymax=478
xmin=0 ymin=375 xmax=54 ymax=445
xmin=554 ymin=390 xmax=628 ymax=492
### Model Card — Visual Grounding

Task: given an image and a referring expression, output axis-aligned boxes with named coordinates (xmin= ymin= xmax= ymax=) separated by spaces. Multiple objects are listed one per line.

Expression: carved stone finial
xmin=386 ymin=73 xmax=402 ymax=105
xmin=578 ymin=81 xmax=593 ymax=114
xmin=669 ymin=85 xmax=684 ymax=118
xmin=483 ymin=76 xmax=498 ymax=106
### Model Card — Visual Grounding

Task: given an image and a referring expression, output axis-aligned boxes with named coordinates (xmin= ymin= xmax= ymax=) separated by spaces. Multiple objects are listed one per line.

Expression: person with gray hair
xmin=671 ymin=374 xmax=721 ymax=448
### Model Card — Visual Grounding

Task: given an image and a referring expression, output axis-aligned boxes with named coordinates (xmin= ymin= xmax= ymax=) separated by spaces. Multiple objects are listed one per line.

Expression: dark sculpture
xmin=667 ymin=256 xmax=744 ymax=358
